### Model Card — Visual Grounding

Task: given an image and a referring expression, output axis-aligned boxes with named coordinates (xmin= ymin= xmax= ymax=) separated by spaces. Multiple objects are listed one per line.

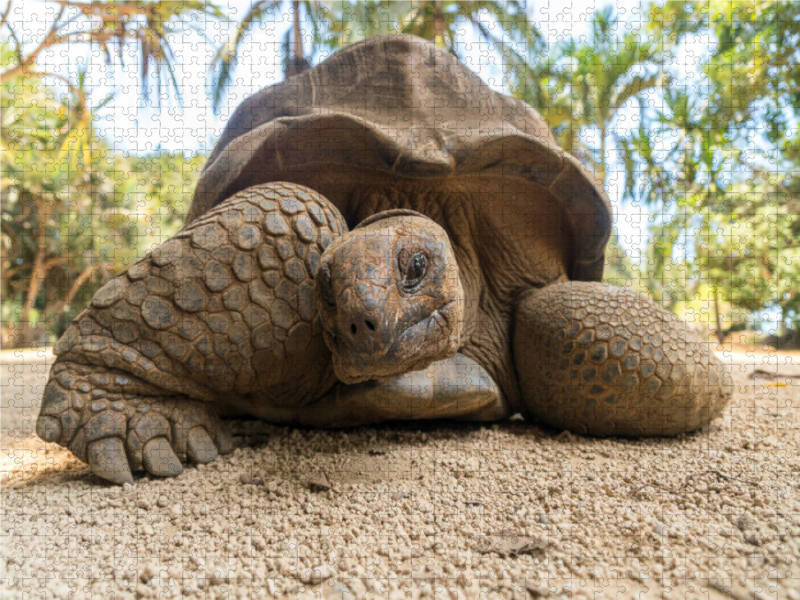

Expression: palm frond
xmin=209 ymin=0 xmax=281 ymax=111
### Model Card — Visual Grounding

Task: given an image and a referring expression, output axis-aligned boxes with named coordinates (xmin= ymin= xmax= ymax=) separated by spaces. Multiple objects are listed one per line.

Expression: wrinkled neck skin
xmin=346 ymin=180 xmax=521 ymax=407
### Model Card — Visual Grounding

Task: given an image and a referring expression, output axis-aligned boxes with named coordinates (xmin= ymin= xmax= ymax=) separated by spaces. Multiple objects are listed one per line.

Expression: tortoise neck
xmin=347 ymin=180 xmax=463 ymax=227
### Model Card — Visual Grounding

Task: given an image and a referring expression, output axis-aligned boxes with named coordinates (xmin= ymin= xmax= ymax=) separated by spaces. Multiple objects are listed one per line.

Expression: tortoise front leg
xmin=258 ymin=354 xmax=511 ymax=428
xmin=37 ymin=362 xmax=232 ymax=485
xmin=36 ymin=182 xmax=347 ymax=484
xmin=513 ymin=281 xmax=732 ymax=436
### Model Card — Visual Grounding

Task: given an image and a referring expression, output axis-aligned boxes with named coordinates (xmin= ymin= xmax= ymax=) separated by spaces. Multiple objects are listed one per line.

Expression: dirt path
xmin=1 ymin=349 xmax=798 ymax=599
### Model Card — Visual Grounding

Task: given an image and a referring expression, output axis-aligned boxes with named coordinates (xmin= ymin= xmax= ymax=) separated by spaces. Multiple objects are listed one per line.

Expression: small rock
xmin=736 ymin=515 xmax=757 ymax=532
xmin=300 ymin=564 xmax=336 ymax=585
xmin=391 ymin=492 xmax=405 ymax=501
xmin=309 ymin=472 xmax=331 ymax=491
xmin=239 ymin=473 xmax=264 ymax=485
xmin=139 ymin=563 xmax=159 ymax=583
xmin=744 ymin=533 xmax=761 ymax=546
xmin=526 ymin=581 xmax=551 ymax=598
xmin=477 ymin=531 xmax=549 ymax=557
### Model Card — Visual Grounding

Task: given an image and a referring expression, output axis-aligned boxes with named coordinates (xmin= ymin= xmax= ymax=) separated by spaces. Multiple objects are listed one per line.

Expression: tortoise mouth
xmin=325 ymin=299 xmax=461 ymax=384
xmin=388 ymin=299 xmax=458 ymax=358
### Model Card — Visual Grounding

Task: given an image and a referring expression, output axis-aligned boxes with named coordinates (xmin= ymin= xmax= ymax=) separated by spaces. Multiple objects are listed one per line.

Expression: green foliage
xmin=517 ymin=6 xmax=667 ymax=180
xmin=519 ymin=6 xmax=668 ymax=308
xmin=210 ymin=0 xmax=324 ymax=107
xmin=602 ymin=233 xmax=646 ymax=296
xmin=0 ymin=1 xmax=223 ymax=101
xmin=1 ymin=66 xmax=204 ymax=345
xmin=632 ymin=0 xmax=800 ymax=337
xmin=703 ymin=186 xmax=800 ymax=325
xmin=2 ymin=0 xmax=800 ymax=348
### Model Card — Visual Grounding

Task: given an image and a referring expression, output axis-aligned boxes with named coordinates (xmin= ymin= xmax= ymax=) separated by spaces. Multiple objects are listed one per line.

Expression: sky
xmin=6 ymin=0 xmax=702 ymax=257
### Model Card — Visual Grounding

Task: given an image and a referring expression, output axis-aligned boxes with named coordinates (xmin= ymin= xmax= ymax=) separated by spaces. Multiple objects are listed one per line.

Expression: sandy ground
xmin=1 ymin=348 xmax=799 ymax=600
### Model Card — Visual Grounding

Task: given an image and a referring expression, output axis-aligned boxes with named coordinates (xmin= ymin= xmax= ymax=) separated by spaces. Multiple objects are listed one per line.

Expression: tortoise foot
xmin=36 ymin=363 xmax=232 ymax=484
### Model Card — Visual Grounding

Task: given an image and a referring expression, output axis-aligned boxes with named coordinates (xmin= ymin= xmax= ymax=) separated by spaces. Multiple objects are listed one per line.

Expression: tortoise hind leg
xmin=513 ymin=281 xmax=732 ymax=436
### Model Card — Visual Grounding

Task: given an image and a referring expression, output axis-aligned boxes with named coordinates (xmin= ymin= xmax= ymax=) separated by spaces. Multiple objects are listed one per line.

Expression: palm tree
xmin=515 ymin=7 xmax=668 ymax=300
xmin=210 ymin=0 xmax=334 ymax=109
xmin=0 ymin=1 xmax=221 ymax=98
xmin=211 ymin=1 xmax=543 ymax=110
xmin=1 ymin=70 xmax=116 ymax=345
xmin=390 ymin=1 xmax=539 ymax=60
xmin=520 ymin=6 xmax=666 ymax=187
xmin=1 ymin=61 xmax=202 ymax=346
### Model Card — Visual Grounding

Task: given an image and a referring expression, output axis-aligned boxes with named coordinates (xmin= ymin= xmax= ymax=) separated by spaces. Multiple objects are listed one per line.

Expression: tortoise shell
xmin=190 ymin=34 xmax=611 ymax=281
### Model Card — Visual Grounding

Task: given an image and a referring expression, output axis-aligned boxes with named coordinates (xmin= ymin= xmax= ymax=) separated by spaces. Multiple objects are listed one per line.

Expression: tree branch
xmin=0 ymin=7 xmax=64 ymax=83
xmin=43 ymin=263 xmax=106 ymax=322
xmin=0 ymin=1 xmax=12 ymax=30
xmin=44 ymin=257 xmax=70 ymax=270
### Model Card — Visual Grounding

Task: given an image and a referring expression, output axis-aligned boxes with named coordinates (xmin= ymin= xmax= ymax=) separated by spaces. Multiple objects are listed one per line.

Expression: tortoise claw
xmin=36 ymin=415 xmax=61 ymax=442
xmin=37 ymin=363 xmax=230 ymax=483
xmin=88 ymin=437 xmax=133 ymax=485
xmin=186 ymin=427 xmax=219 ymax=464
xmin=143 ymin=437 xmax=183 ymax=477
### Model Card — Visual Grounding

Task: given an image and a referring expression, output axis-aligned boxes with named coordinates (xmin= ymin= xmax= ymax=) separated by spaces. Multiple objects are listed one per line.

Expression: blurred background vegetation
xmin=1 ymin=0 xmax=799 ymax=348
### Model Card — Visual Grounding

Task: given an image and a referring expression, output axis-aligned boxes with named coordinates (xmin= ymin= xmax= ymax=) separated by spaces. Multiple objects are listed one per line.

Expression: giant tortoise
xmin=36 ymin=35 xmax=732 ymax=484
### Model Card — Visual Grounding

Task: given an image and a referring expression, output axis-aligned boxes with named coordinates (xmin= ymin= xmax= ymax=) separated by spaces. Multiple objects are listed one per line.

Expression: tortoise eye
xmin=403 ymin=252 xmax=427 ymax=290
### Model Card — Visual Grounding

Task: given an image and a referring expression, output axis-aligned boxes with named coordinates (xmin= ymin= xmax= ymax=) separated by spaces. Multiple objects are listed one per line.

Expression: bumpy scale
xmin=514 ymin=282 xmax=732 ymax=436
xmin=36 ymin=183 xmax=346 ymax=483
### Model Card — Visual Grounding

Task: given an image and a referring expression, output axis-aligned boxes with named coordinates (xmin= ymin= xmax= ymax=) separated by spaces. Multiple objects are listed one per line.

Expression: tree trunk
xmin=42 ymin=263 xmax=98 ymax=324
xmin=434 ymin=1 xmax=445 ymax=46
xmin=0 ymin=232 xmax=8 ymax=305
xmin=712 ymin=287 xmax=725 ymax=345
xmin=598 ymin=126 xmax=607 ymax=187
xmin=20 ymin=201 xmax=47 ymax=347
xmin=779 ymin=305 xmax=788 ymax=337
xmin=284 ymin=0 xmax=309 ymax=78
xmin=292 ymin=0 xmax=303 ymax=60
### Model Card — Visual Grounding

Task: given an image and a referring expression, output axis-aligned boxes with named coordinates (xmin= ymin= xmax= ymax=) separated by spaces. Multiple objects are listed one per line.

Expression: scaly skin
xmin=35 ymin=32 xmax=736 ymax=485
xmin=37 ymin=183 xmax=346 ymax=483
xmin=514 ymin=282 xmax=733 ymax=436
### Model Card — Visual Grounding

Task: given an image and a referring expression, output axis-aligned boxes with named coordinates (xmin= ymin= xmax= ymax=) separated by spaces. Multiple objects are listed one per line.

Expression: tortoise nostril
xmin=349 ymin=320 xmax=376 ymax=337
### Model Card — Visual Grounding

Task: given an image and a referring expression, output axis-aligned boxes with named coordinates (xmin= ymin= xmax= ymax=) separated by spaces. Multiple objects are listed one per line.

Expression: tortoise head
xmin=315 ymin=210 xmax=464 ymax=384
